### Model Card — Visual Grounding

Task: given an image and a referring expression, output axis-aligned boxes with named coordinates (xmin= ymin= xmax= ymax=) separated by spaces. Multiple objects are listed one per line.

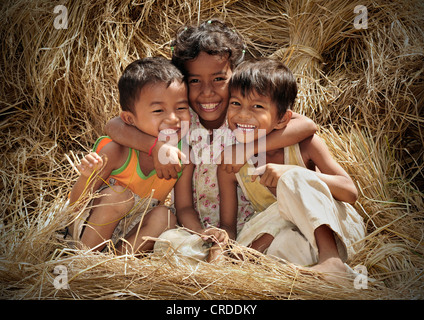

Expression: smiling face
xmin=227 ymin=89 xmax=291 ymax=143
xmin=120 ymin=80 xmax=191 ymax=144
xmin=184 ymin=51 xmax=232 ymax=130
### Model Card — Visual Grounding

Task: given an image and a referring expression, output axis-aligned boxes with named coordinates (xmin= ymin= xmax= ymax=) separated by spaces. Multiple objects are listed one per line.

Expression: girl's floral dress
xmin=187 ymin=109 xmax=255 ymax=233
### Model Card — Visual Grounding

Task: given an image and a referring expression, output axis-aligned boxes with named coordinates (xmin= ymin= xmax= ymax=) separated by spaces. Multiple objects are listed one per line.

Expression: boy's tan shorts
xmin=68 ymin=185 xmax=174 ymax=247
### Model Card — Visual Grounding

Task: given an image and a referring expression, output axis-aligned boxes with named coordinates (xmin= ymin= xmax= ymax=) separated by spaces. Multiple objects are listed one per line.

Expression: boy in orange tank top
xmin=68 ymin=57 xmax=195 ymax=254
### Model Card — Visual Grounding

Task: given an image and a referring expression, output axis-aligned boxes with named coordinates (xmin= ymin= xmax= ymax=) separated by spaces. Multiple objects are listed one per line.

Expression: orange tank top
xmin=93 ymin=136 xmax=182 ymax=204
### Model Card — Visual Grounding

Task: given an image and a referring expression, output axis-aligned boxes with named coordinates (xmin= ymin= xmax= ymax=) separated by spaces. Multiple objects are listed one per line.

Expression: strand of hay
xmin=1 ymin=0 xmax=423 ymax=299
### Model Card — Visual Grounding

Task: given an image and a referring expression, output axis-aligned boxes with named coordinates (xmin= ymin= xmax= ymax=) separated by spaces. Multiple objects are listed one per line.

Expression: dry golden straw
xmin=1 ymin=0 xmax=423 ymax=299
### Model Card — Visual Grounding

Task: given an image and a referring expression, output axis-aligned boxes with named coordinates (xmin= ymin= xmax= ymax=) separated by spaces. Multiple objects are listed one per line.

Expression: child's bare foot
xmin=310 ymin=257 xmax=349 ymax=283
xmin=310 ymin=225 xmax=351 ymax=284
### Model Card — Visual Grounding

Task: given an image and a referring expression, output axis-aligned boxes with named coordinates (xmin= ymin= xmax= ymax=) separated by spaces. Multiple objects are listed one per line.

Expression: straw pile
xmin=1 ymin=0 xmax=423 ymax=299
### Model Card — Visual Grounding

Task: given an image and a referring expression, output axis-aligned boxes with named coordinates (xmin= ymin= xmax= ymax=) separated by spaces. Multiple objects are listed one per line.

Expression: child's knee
xmin=158 ymin=206 xmax=177 ymax=227
xmin=148 ymin=206 xmax=177 ymax=229
xmin=278 ymin=166 xmax=308 ymax=185
xmin=97 ymin=186 xmax=134 ymax=208
xmin=277 ymin=166 xmax=331 ymax=198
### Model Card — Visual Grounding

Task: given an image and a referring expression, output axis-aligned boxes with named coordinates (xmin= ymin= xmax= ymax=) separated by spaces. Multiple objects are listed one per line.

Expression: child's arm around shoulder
xmin=218 ymin=112 xmax=316 ymax=174
xmin=105 ymin=117 xmax=155 ymax=153
xmin=105 ymin=117 xmax=184 ymax=180
xmin=300 ymin=134 xmax=358 ymax=204
xmin=267 ymin=111 xmax=317 ymax=148
xmin=69 ymin=141 xmax=128 ymax=205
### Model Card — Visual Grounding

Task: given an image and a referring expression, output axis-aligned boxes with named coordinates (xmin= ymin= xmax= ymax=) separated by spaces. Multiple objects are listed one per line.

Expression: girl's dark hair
xmin=118 ymin=57 xmax=184 ymax=113
xmin=229 ymin=58 xmax=298 ymax=120
xmin=171 ymin=19 xmax=246 ymax=74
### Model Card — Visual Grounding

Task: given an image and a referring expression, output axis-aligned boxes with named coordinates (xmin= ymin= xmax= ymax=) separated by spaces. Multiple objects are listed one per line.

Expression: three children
xmin=103 ymin=19 xmax=316 ymax=250
xmin=67 ymin=19 xmax=365 ymax=280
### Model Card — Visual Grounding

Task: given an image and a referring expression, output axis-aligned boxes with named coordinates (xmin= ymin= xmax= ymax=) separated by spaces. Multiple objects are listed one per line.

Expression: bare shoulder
xmin=299 ymin=133 xmax=324 ymax=146
xmin=300 ymin=133 xmax=350 ymax=176
xmin=299 ymin=134 xmax=329 ymax=156
xmin=96 ymin=140 xmax=130 ymax=170
xmin=298 ymin=134 xmax=332 ymax=170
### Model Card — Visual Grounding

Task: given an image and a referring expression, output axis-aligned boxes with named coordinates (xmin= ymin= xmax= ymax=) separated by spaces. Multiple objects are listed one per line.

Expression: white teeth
xmin=160 ymin=128 xmax=178 ymax=135
xmin=200 ymin=103 xmax=219 ymax=110
xmin=236 ymin=123 xmax=256 ymax=130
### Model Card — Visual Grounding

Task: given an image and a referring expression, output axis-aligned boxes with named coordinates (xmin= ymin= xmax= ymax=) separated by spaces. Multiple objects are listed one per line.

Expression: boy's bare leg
xmin=80 ymin=186 xmax=134 ymax=251
xmin=249 ymin=233 xmax=274 ymax=253
xmin=117 ymin=206 xmax=177 ymax=254
xmin=310 ymin=225 xmax=347 ymax=282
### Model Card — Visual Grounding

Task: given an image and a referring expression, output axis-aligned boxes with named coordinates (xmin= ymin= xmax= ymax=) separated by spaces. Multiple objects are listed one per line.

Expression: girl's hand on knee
xmin=78 ymin=152 xmax=103 ymax=178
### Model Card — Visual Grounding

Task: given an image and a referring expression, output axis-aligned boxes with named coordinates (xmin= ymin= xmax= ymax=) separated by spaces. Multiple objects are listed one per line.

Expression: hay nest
xmin=1 ymin=0 xmax=423 ymax=300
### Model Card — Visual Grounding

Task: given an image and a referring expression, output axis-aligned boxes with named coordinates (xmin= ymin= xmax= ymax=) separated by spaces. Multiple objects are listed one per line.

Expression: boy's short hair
xmin=171 ymin=19 xmax=246 ymax=74
xmin=118 ymin=57 xmax=184 ymax=113
xmin=229 ymin=58 xmax=298 ymax=119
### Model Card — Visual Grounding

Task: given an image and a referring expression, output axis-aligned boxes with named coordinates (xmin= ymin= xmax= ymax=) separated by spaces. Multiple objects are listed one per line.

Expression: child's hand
xmin=152 ymin=141 xmax=188 ymax=179
xmin=251 ymin=164 xmax=299 ymax=187
xmin=202 ymin=228 xmax=229 ymax=263
xmin=201 ymin=227 xmax=229 ymax=246
xmin=78 ymin=152 xmax=103 ymax=178
xmin=217 ymin=144 xmax=248 ymax=174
